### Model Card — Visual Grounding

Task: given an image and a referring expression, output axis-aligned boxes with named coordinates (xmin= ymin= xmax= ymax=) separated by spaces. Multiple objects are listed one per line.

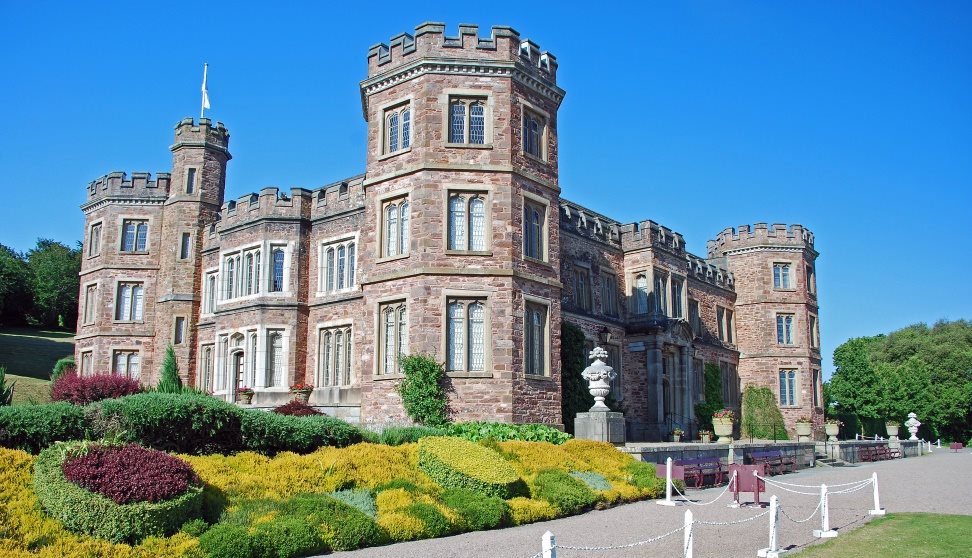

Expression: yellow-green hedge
xmin=417 ymin=437 xmax=525 ymax=498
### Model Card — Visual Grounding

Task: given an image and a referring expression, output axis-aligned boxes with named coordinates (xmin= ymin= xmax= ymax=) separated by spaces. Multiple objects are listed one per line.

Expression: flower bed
xmin=62 ymin=444 xmax=200 ymax=504
xmin=51 ymin=373 xmax=142 ymax=405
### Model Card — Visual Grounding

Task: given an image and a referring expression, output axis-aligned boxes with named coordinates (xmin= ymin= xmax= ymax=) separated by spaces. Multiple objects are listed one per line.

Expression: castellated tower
xmin=357 ymin=23 xmax=566 ymax=425
xmin=707 ymin=223 xmax=824 ymax=436
xmin=75 ymin=118 xmax=229 ymax=385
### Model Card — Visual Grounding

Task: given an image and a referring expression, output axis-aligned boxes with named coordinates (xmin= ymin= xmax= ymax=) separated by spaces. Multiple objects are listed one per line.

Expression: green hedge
xmin=417 ymin=437 xmax=525 ymax=498
xmin=0 ymin=402 xmax=87 ymax=453
xmin=441 ymin=488 xmax=508 ymax=531
xmin=33 ymin=445 xmax=204 ymax=543
xmin=529 ymin=468 xmax=598 ymax=515
xmin=240 ymin=411 xmax=362 ymax=454
xmin=443 ymin=421 xmax=571 ymax=444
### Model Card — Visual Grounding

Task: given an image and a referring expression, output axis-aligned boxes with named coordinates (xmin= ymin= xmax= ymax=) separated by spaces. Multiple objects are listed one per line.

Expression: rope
xmin=757 ymin=477 xmax=874 ymax=489
xmin=779 ymin=500 xmax=822 ymax=524
xmin=670 ymin=472 xmax=737 ymax=506
xmin=555 ymin=523 xmax=688 ymax=551
xmin=829 ymin=480 xmax=873 ymax=495
xmin=755 ymin=476 xmax=820 ymax=496
xmin=694 ymin=509 xmax=771 ymax=526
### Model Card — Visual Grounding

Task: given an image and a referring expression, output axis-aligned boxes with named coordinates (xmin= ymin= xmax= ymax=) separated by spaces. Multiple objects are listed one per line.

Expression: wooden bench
xmin=675 ymin=458 xmax=727 ymax=488
xmin=950 ymin=442 xmax=964 ymax=452
xmin=859 ymin=445 xmax=900 ymax=461
xmin=749 ymin=450 xmax=795 ymax=475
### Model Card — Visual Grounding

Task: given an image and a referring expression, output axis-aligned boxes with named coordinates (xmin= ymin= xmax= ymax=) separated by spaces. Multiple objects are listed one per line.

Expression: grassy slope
xmin=797 ymin=513 xmax=972 ymax=557
xmin=0 ymin=327 xmax=72 ymax=405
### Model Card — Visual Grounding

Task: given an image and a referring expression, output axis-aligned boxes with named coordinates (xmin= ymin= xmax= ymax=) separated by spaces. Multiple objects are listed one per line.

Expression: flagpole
xmin=201 ymin=63 xmax=209 ymax=119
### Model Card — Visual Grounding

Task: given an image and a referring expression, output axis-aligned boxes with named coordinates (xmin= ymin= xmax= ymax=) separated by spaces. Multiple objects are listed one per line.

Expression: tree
xmin=398 ymin=354 xmax=448 ymax=427
xmin=156 ymin=345 xmax=183 ymax=393
xmin=26 ymin=239 xmax=80 ymax=329
xmin=829 ymin=337 xmax=882 ymax=422
xmin=560 ymin=321 xmax=594 ymax=434
xmin=694 ymin=363 xmax=725 ymax=431
xmin=0 ymin=244 xmax=32 ymax=326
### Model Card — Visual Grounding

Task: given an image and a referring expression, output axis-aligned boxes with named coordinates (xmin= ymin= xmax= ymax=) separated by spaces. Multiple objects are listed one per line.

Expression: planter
xmin=825 ymin=423 xmax=840 ymax=442
xmin=290 ymin=390 xmax=311 ymax=404
xmin=795 ymin=422 xmax=813 ymax=442
xmin=700 ymin=434 xmax=712 ymax=444
xmin=671 ymin=434 xmax=682 ymax=443
xmin=237 ymin=392 xmax=253 ymax=405
xmin=886 ymin=424 xmax=900 ymax=440
xmin=713 ymin=418 xmax=733 ymax=443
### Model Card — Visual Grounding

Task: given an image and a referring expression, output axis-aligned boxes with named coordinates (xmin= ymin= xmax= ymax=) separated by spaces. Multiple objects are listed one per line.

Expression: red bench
xmin=860 ymin=445 xmax=900 ymax=461
xmin=749 ymin=450 xmax=795 ymax=475
xmin=655 ymin=458 xmax=727 ymax=488
xmin=950 ymin=442 xmax=964 ymax=452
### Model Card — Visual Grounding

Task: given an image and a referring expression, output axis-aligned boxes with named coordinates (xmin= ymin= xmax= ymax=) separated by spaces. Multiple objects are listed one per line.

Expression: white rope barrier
xmin=779 ymin=499 xmax=822 ymax=524
xmin=694 ymin=509 xmax=771 ymax=526
xmin=554 ymin=522 xmax=689 ymax=551
xmin=670 ymin=471 xmax=737 ymax=506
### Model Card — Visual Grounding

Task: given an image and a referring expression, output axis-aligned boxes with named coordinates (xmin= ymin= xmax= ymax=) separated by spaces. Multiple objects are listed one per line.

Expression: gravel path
xmin=332 ymin=449 xmax=972 ymax=558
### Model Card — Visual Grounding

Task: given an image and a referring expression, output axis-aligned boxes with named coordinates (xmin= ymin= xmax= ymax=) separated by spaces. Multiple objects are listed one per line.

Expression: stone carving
xmin=905 ymin=412 xmax=921 ymax=441
xmin=582 ymin=347 xmax=616 ymax=411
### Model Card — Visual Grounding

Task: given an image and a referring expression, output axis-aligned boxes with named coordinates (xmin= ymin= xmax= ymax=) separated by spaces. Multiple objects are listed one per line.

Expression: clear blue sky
xmin=2 ymin=1 xmax=970 ymax=377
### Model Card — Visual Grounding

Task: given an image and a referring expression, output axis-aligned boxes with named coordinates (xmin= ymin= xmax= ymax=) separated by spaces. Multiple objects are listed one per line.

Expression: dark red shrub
xmin=62 ymin=443 xmax=200 ymax=504
xmin=51 ymin=373 xmax=142 ymax=405
xmin=272 ymin=400 xmax=322 ymax=417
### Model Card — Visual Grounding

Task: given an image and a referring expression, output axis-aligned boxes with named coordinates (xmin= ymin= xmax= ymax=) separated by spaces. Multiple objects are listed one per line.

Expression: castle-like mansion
xmin=75 ymin=23 xmax=823 ymax=440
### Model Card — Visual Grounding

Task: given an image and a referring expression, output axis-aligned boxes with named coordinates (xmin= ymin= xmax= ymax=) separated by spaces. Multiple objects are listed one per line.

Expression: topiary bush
xmin=0 ymin=402 xmax=87 ymax=453
xmin=51 ymin=373 xmax=142 ymax=405
xmin=277 ymin=493 xmax=388 ymax=551
xmin=625 ymin=460 xmax=667 ymax=496
xmin=398 ymin=354 xmax=448 ymax=427
xmin=155 ymin=345 xmax=183 ymax=394
xmin=179 ymin=517 xmax=210 ymax=537
xmin=441 ymin=488 xmax=508 ymax=531
xmin=62 ymin=444 xmax=200 ymax=504
xmin=741 ymin=385 xmax=789 ymax=440
xmin=33 ymin=443 xmax=204 ymax=543
xmin=417 ymin=436 xmax=525 ymax=498
xmin=529 ymin=468 xmax=598 ymax=515
xmin=199 ymin=523 xmax=261 ymax=558
xmin=272 ymin=400 xmax=322 ymax=416
xmin=695 ymin=363 xmax=725 ymax=431
xmin=51 ymin=356 xmax=76 ymax=382
xmin=240 ymin=411 xmax=363 ymax=454
xmin=444 ymin=421 xmax=571 ymax=444
xmin=251 ymin=515 xmax=324 ymax=558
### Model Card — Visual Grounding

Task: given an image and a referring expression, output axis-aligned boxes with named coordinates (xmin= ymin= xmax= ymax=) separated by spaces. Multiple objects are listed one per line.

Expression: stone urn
xmin=237 ymin=390 xmax=254 ymax=405
xmin=700 ymin=433 xmax=712 ymax=444
xmin=795 ymin=421 xmax=813 ymax=442
xmin=905 ymin=412 xmax=921 ymax=440
xmin=825 ymin=423 xmax=840 ymax=442
xmin=291 ymin=390 xmax=311 ymax=404
xmin=713 ymin=418 xmax=734 ymax=443
xmin=886 ymin=423 xmax=900 ymax=440
xmin=581 ymin=347 xmax=617 ymax=411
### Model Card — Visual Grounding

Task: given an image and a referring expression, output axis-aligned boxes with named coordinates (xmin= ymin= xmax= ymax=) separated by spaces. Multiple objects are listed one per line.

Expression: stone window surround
xmin=571 ymin=262 xmax=593 ymax=312
xmin=173 ymin=315 xmax=187 ymax=345
xmin=440 ymin=88 xmax=494 ymax=148
xmin=110 ymin=347 xmax=141 ymax=380
xmin=179 ymin=231 xmax=192 ymax=260
xmin=202 ymin=267 xmax=218 ymax=316
xmin=629 ymin=268 xmax=672 ymax=315
xmin=112 ymin=278 xmax=145 ymax=323
xmin=184 ymin=166 xmax=198 ymax=195
xmin=316 ymin=232 xmax=360 ymax=296
xmin=443 ymin=186 xmax=493 ymax=255
xmin=522 ymin=190 xmax=550 ymax=263
xmin=198 ymin=343 xmax=215 ymax=391
xmin=217 ymin=240 xmax=294 ymax=304
xmin=87 ymin=220 xmax=103 ymax=259
xmin=117 ymin=214 xmax=153 ymax=254
xmin=316 ymin=320 xmax=353 ymax=388
xmin=771 ymin=260 xmax=796 ymax=291
xmin=439 ymin=288 xmax=494 ymax=379
xmin=520 ymin=99 xmax=550 ymax=163
xmin=377 ymin=95 xmax=414 ymax=160
xmin=374 ymin=188 xmax=411 ymax=262
xmin=716 ymin=305 xmax=735 ymax=345
xmin=79 ymin=350 xmax=93 ymax=376
xmin=373 ymin=294 xmax=408 ymax=380
xmin=776 ymin=312 xmax=797 ymax=346
xmin=809 ymin=313 xmax=819 ymax=348
xmin=806 ymin=265 xmax=817 ymax=296
xmin=82 ymin=280 xmax=98 ymax=325
xmin=212 ymin=325 xmax=291 ymax=396
xmin=523 ymin=293 xmax=552 ymax=379
xmin=669 ymin=274 xmax=686 ymax=319
xmin=600 ymin=270 xmax=619 ymax=317
xmin=778 ymin=368 xmax=799 ymax=407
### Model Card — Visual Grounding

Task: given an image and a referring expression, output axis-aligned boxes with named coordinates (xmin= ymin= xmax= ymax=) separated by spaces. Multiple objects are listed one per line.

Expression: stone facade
xmin=75 ymin=23 xmax=823 ymax=440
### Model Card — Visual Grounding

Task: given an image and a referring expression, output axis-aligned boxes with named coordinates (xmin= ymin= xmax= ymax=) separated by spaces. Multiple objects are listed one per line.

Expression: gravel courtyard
xmin=332 ymin=449 xmax=972 ymax=558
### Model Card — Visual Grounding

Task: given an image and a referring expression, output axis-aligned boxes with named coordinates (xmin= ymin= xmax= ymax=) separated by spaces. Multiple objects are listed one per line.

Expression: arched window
xmin=388 ymin=112 xmax=399 ymax=153
xmin=653 ymin=273 xmax=667 ymax=316
xmin=254 ymin=251 xmax=261 ymax=292
xmin=523 ymin=201 xmax=545 ymax=260
xmin=401 ymin=108 xmax=411 ymax=149
xmin=447 ymin=301 xmax=465 ymax=371
xmin=398 ymin=306 xmax=407 ymax=372
xmin=469 ymin=302 xmax=485 ymax=371
xmin=399 ymin=201 xmax=409 ymax=255
xmin=325 ymin=248 xmax=335 ymax=292
xmin=469 ymin=197 xmax=486 ymax=251
xmin=385 ymin=203 xmax=398 ymax=256
xmin=206 ymin=274 xmax=216 ymax=312
xmin=470 ymin=102 xmax=485 ymax=144
xmin=322 ymin=331 xmax=332 ymax=385
xmin=334 ymin=330 xmax=344 ymax=387
xmin=347 ymin=243 xmax=356 ymax=287
xmin=525 ymin=303 xmax=546 ymax=376
xmin=135 ymin=222 xmax=148 ymax=252
xmin=448 ymin=195 xmax=466 ymax=250
xmin=245 ymin=253 xmax=254 ymax=295
xmin=383 ymin=307 xmax=396 ymax=375
xmin=449 ymin=101 xmax=466 ymax=143
xmin=635 ymin=275 xmax=648 ymax=315
xmin=446 ymin=299 xmax=487 ymax=373
xmin=448 ymin=98 xmax=487 ymax=145
xmin=337 ymin=245 xmax=346 ymax=290
xmin=271 ymin=249 xmax=285 ymax=292
xmin=226 ymin=259 xmax=235 ymax=299
xmin=343 ymin=330 xmax=351 ymax=385
xmin=267 ymin=331 xmax=283 ymax=387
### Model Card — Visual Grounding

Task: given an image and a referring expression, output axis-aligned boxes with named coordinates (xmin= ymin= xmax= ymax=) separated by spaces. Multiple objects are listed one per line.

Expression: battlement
xmin=84 ymin=171 xmax=171 ymax=205
xmin=217 ymin=187 xmax=314 ymax=228
xmin=366 ymin=22 xmax=557 ymax=83
xmin=685 ymin=253 xmax=734 ymax=290
xmin=559 ymin=199 xmax=622 ymax=247
xmin=619 ymin=220 xmax=686 ymax=255
xmin=706 ymin=223 xmax=815 ymax=257
xmin=171 ymin=117 xmax=231 ymax=156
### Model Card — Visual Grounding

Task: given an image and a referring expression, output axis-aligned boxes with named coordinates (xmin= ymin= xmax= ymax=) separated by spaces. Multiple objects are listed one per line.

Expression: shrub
xmin=398 ymin=354 xmax=448 ymax=427
xmin=529 ymin=468 xmax=598 ymax=515
xmin=272 ymin=400 xmax=322 ymax=416
xmin=741 ymin=385 xmax=789 ymax=440
xmin=240 ymin=411 xmax=363 ymax=454
xmin=378 ymin=425 xmax=446 ymax=446
xmin=199 ymin=524 xmax=260 ymax=558
xmin=417 ymin=436 xmax=525 ymax=498
xmin=51 ymin=373 xmax=142 ymax=405
xmin=98 ymin=392 xmax=244 ymax=454
xmin=441 ymin=488 xmax=507 ymax=530
xmin=694 ymin=363 xmax=725 ymax=431
xmin=570 ymin=471 xmax=612 ymax=491
xmin=1 ymin=365 xmax=15 ymax=406
xmin=155 ymin=345 xmax=183 ymax=394
xmin=330 ymin=488 xmax=377 ymax=518
xmin=506 ymin=497 xmax=558 ymax=525
xmin=252 ymin=516 xmax=324 ymax=558
xmin=375 ymin=488 xmax=458 ymax=542
xmin=444 ymin=421 xmax=571 ymax=444
xmin=278 ymin=493 xmax=387 ymax=550
xmin=179 ymin=517 xmax=209 ymax=537
xmin=0 ymin=402 xmax=87 ymax=453
xmin=51 ymin=356 xmax=76 ymax=382
xmin=561 ymin=321 xmax=594 ymax=433
xmin=404 ymin=502 xmax=453 ymax=538
xmin=625 ymin=460 xmax=666 ymax=496
xmin=62 ymin=443 xmax=200 ymax=504
xmin=33 ymin=444 xmax=203 ymax=543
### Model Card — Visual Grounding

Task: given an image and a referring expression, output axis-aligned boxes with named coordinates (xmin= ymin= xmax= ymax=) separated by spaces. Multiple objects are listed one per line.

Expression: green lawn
xmin=0 ymin=327 xmax=75 ymax=381
xmin=5 ymin=373 xmax=52 ymax=404
xmin=796 ymin=513 xmax=972 ymax=557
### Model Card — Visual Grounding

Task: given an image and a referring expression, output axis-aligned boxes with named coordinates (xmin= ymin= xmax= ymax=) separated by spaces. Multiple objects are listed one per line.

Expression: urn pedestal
xmin=795 ymin=422 xmax=813 ymax=442
xmin=237 ymin=392 xmax=253 ymax=405
xmin=825 ymin=423 xmax=840 ymax=442
xmin=291 ymin=391 xmax=311 ymax=404
xmin=575 ymin=347 xmax=626 ymax=444
xmin=713 ymin=418 xmax=733 ymax=444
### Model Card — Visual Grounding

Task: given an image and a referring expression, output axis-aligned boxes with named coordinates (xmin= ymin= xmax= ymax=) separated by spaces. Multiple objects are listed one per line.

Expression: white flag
xmin=201 ymin=63 xmax=211 ymax=110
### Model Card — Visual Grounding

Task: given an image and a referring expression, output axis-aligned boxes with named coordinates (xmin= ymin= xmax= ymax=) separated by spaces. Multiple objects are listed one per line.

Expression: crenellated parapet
xmin=558 ymin=199 xmax=622 ymax=248
xmin=707 ymin=223 xmax=815 ymax=258
xmin=685 ymin=253 xmax=734 ymax=290
xmin=83 ymin=171 xmax=171 ymax=207
xmin=619 ymin=220 xmax=687 ymax=255
xmin=171 ymin=117 xmax=231 ymax=157
xmin=216 ymin=187 xmax=314 ymax=229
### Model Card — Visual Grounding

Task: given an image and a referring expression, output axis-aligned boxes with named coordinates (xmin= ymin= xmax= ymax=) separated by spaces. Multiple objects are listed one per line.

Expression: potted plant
xmin=289 ymin=382 xmax=314 ymax=404
xmin=795 ymin=416 xmax=813 ymax=441
xmin=672 ymin=428 xmax=684 ymax=442
xmin=237 ymin=386 xmax=254 ymax=405
xmin=712 ymin=409 xmax=735 ymax=443
xmin=824 ymin=418 xmax=842 ymax=442
xmin=699 ymin=429 xmax=713 ymax=444
xmin=885 ymin=420 xmax=900 ymax=439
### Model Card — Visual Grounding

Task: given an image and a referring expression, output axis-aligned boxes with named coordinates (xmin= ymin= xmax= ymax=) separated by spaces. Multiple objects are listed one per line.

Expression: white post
xmin=928 ymin=440 xmax=933 ymax=453
xmin=757 ymin=495 xmax=784 ymax=557
xmin=869 ymin=472 xmax=886 ymax=515
xmin=658 ymin=457 xmax=679 ymax=506
xmin=937 ymin=439 xmax=941 ymax=448
xmin=683 ymin=509 xmax=694 ymax=558
xmin=542 ymin=530 xmax=556 ymax=558
xmin=813 ymin=484 xmax=838 ymax=538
